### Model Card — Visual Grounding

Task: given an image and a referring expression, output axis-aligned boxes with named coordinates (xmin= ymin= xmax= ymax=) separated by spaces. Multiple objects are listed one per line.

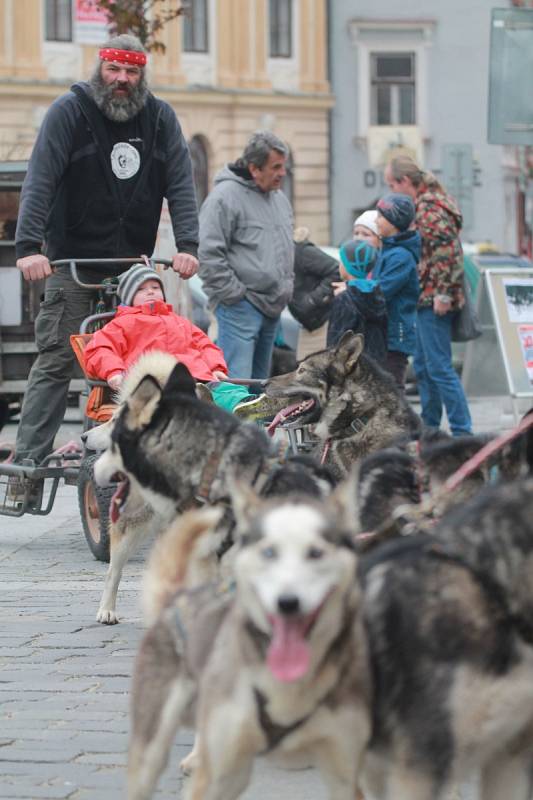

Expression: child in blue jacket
xmin=374 ymin=193 xmax=421 ymax=390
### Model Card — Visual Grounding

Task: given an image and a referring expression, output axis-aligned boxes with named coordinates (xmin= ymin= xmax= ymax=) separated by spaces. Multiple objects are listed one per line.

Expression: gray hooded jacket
xmin=198 ymin=164 xmax=294 ymax=318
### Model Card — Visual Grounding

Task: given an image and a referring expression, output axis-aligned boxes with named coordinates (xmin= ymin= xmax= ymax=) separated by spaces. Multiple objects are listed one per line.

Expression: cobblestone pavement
xmin=0 ymin=395 xmax=515 ymax=799
xmin=0 ymin=422 xmax=330 ymax=800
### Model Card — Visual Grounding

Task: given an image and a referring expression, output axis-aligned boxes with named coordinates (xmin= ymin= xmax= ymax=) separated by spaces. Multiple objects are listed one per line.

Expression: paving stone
xmin=0 ymin=414 xmax=491 ymax=800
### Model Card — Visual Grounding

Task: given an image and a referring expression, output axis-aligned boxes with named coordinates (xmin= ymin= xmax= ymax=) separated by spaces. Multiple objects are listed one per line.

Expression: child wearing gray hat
xmin=84 ymin=263 xmax=229 ymax=391
xmin=83 ymin=263 xmax=283 ymax=416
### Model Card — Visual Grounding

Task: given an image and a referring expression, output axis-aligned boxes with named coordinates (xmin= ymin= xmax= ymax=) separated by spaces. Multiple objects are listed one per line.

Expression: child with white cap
xmin=353 ymin=209 xmax=380 ymax=248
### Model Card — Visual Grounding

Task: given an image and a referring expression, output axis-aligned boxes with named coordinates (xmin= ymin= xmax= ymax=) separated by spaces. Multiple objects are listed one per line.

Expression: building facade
xmin=328 ymin=0 xmax=531 ymax=255
xmin=0 ymin=0 xmax=333 ymax=243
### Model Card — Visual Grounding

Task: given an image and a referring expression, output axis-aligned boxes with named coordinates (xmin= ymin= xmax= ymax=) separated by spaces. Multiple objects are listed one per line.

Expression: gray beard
xmin=88 ymin=70 xmax=149 ymax=122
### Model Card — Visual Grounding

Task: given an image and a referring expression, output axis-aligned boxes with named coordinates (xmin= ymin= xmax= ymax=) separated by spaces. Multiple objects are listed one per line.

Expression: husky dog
xmin=360 ymin=476 xmax=533 ymax=799
xmin=357 ymin=424 xmax=533 ymax=540
xmin=83 ymin=351 xmax=181 ymax=624
xmin=128 ymin=483 xmax=371 ymax=800
xmin=265 ymin=331 xmax=421 ymax=477
xmin=93 ymin=361 xmax=339 ymax=624
xmin=94 ymin=361 xmax=279 ymax=523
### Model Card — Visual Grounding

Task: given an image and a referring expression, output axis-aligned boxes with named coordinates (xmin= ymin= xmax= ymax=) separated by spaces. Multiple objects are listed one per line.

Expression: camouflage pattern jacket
xmin=415 ymin=188 xmax=464 ymax=310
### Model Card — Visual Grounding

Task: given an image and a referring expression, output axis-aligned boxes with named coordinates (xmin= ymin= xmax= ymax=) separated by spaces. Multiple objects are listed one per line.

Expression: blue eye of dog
xmin=307 ymin=547 xmax=324 ymax=560
xmin=261 ymin=546 xmax=277 ymax=560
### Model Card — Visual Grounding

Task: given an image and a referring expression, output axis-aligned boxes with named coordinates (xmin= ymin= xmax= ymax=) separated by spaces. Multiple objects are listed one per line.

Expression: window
xmin=370 ymin=53 xmax=416 ymax=125
xmin=189 ymin=135 xmax=209 ymax=207
xmin=269 ymin=0 xmax=292 ymax=58
xmin=45 ymin=0 xmax=73 ymax=42
xmin=183 ymin=0 xmax=209 ymax=53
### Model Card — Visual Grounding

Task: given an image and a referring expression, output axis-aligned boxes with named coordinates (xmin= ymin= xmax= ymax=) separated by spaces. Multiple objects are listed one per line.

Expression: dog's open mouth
xmin=266 ymin=607 xmax=321 ymax=682
xmin=110 ymin=474 xmax=130 ymax=524
xmin=266 ymin=398 xmax=317 ymax=437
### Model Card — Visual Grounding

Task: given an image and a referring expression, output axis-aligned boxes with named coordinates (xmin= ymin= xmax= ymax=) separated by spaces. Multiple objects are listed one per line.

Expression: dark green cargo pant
xmin=15 ymin=271 xmax=98 ymax=464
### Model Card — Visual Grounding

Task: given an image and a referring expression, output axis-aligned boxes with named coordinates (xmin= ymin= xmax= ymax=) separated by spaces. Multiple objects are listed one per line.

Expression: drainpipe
xmin=326 ymin=0 xmax=334 ymax=245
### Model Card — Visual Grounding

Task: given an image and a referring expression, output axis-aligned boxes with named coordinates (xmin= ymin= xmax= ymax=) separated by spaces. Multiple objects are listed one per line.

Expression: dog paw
xmin=96 ymin=608 xmax=119 ymax=625
xmin=180 ymin=752 xmax=198 ymax=776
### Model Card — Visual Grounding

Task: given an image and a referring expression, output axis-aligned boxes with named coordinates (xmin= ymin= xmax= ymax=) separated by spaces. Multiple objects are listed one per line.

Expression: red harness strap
xmin=444 ymin=413 xmax=533 ymax=493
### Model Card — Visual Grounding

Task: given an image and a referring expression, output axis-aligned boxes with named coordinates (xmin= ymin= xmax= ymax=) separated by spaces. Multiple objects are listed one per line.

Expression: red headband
xmin=99 ymin=48 xmax=147 ymax=66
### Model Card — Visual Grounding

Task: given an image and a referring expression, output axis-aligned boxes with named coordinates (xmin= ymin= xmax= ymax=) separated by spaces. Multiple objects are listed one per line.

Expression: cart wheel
xmin=77 ymin=453 xmax=114 ymax=562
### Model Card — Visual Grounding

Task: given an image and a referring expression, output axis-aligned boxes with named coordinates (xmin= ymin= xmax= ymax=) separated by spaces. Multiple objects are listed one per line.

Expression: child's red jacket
xmin=84 ymin=300 xmax=227 ymax=382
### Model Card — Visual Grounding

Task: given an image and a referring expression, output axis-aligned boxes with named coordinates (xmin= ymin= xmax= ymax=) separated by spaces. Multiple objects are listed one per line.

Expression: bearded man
xmin=13 ymin=34 xmax=199 ymax=466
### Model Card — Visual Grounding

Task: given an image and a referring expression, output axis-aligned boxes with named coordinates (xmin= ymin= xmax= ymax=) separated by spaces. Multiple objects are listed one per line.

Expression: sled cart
xmin=0 ymin=258 xmax=173 ymax=561
xmin=0 ymin=256 xmax=313 ymax=561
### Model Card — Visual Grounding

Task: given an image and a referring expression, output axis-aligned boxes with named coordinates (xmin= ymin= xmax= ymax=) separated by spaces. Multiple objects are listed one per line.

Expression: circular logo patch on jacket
xmin=110 ymin=142 xmax=141 ymax=180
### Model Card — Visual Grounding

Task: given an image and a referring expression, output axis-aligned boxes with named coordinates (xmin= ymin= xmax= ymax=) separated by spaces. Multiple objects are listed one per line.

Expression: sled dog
xmin=265 ymin=331 xmax=421 ymax=477
xmin=127 ymin=482 xmax=371 ymax=800
xmin=92 ymin=361 xmax=337 ymax=622
xmin=360 ymin=476 xmax=533 ymax=799
xmin=84 ymin=351 xmax=178 ymax=624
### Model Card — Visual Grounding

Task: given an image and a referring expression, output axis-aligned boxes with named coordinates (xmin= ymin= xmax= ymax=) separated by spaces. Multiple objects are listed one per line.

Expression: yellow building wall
xmin=0 ymin=0 xmax=333 ymax=242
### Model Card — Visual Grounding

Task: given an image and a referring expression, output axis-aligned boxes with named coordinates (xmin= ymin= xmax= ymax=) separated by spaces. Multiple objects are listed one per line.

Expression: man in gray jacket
xmin=198 ymin=131 xmax=294 ymax=380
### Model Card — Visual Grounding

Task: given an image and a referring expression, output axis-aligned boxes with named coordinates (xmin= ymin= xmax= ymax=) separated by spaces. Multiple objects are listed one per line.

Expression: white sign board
xmin=463 ymin=269 xmax=533 ymax=408
xmin=74 ymin=0 xmax=109 ymax=45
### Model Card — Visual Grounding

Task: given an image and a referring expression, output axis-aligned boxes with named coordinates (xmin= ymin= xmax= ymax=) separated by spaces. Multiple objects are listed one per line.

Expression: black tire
xmin=77 ymin=453 xmax=114 ymax=562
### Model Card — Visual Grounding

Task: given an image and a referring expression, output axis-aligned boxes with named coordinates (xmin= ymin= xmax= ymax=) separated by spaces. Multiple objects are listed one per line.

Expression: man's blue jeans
xmin=215 ymin=298 xmax=279 ymax=380
xmin=413 ymin=307 xmax=473 ymax=436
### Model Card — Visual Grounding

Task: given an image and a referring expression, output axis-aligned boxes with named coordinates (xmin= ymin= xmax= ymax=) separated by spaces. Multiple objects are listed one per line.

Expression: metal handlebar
xmin=50 ymin=258 xmax=174 ymax=290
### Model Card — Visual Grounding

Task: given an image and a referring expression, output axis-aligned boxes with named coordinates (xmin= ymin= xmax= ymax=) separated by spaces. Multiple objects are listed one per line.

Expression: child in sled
xmin=84 ymin=263 xmax=281 ymax=418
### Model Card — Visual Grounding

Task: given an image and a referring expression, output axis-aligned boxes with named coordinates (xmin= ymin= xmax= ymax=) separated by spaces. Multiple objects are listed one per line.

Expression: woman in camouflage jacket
xmin=385 ymin=155 xmax=472 ymax=436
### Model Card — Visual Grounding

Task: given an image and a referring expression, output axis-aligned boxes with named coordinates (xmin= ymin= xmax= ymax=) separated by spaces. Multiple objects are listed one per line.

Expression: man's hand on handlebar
xmin=171 ymin=253 xmax=198 ymax=279
xmin=17 ymin=254 xmax=53 ymax=282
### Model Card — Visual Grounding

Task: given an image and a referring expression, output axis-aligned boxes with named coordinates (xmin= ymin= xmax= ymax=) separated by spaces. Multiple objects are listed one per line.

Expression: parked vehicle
xmin=0 ymin=162 xmax=83 ymax=427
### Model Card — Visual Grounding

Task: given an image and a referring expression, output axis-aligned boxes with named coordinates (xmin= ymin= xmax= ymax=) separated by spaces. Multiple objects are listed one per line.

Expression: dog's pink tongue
xmin=267 ymin=616 xmax=310 ymax=682
xmin=266 ymin=403 xmax=301 ymax=437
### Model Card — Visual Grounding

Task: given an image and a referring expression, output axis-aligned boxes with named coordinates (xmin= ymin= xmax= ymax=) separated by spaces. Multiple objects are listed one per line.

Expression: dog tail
xmin=142 ymin=506 xmax=224 ymax=625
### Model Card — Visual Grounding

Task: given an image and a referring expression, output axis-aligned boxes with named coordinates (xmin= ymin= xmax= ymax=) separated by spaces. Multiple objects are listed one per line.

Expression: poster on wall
xmin=517 ymin=325 xmax=533 ymax=386
xmin=503 ymin=278 xmax=533 ymax=324
xmin=74 ymin=0 xmax=109 ymax=45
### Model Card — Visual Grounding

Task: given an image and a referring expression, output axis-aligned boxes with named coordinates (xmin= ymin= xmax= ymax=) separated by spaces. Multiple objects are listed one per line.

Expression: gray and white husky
xmin=360 ymin=476 xmax=533 ymax=800
xmin=128 ymin=474 xmax=533 ymax=800
xmin=84 ymin=350 xmax=179 ymax=624
xmin=92 ymin=359 xmax=337 ymax=623
xmin=127 ymin=482 xmax=371 ymax=800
